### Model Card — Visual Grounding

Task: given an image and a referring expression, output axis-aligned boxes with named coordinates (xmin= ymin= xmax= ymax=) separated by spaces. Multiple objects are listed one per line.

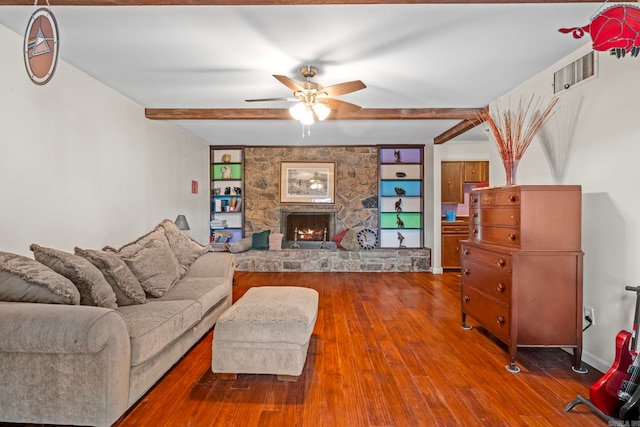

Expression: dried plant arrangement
xmin=480 ymin=95 xmax=559 ymax=185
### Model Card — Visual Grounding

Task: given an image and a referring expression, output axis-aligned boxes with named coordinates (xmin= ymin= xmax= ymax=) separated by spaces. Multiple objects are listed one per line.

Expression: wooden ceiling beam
xmin=433 ymin=107 xmax=488 ymax=144
xmin=145 ymin=107 xmax=485 ymax=121
xmin=0 ymin=0 xmax=605 ymax=5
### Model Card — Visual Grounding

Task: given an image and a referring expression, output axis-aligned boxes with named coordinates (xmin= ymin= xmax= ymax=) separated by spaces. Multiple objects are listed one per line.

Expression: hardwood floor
xmin=1 ymin=272 xmax=604 ymax=426
xmin=114 ymin=271 xmax=603 ymax=427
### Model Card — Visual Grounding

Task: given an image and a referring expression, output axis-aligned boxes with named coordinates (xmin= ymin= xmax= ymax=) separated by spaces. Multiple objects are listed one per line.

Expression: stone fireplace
xmin=280 ymin=208 xmax=337 ymax=249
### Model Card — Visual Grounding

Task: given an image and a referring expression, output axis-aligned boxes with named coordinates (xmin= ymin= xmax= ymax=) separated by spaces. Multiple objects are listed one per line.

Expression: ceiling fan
xmin=245 ymin=65 xmax=366 ymax=124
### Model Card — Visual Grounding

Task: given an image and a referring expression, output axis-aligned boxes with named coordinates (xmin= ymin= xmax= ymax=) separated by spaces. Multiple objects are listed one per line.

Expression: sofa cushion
xmin=116 ymin=227 xmax=181 ymax=297
xmin=229 ymin=237 xmax=252 ymax=254
xmin=157 ymin=277 xmax=230 ymax=315
xmin=0 ymin=251 xmax=80 ymax=305
xmin=117 ymin=299 xmax=201 ymax=366
xmin=251 ymin=230 xmax=270 ymax=250
xmin=339 ymin=228 xmax=361 ymax=252
xmin=29 ymin=244 xmax=117 ymax=308
xmin=74 ymin=247 xmax=146 ymax=306
xmin=159 ymin=219 xmax=208 ymax=276
xmin=331 ymin=228 xmax=350 ymax=250
xmin=269 ymin=232 xmax=284 ymax=250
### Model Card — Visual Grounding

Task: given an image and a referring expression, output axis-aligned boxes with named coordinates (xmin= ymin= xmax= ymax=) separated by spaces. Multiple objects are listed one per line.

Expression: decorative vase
xmin=503 ymin=158 xmax=519 ymax=186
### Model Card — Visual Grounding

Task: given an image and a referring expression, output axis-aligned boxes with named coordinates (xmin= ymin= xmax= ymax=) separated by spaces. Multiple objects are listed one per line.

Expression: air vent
xmin=553 ymin=51 xmax=596 ymax=93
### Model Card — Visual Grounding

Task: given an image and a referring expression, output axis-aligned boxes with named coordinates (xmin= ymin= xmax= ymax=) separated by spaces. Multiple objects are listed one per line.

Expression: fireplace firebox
xmin=281 ymin=210 xmax=337 ymax=249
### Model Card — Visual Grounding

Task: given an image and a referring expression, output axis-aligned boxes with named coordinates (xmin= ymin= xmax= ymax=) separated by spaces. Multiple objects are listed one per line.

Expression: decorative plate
xmin=357 ymin=228 xmax=378 ymax=250
xmin=24 ymin=7 xmax=59 ymax=85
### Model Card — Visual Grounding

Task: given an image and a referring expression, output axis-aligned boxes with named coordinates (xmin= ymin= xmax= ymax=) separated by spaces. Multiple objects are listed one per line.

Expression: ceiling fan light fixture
xmin=313 ymin=103 xmax=330 ymax=121
xmin=289 ymin=102 xmax=306 ymax=121
xmin=300 ymin=106 xmax=315 ymax=125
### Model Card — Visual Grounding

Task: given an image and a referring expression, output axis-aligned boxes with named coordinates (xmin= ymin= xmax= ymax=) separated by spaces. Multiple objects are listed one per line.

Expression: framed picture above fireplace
xmin=280 ymin=162 xmax=335 ymax=204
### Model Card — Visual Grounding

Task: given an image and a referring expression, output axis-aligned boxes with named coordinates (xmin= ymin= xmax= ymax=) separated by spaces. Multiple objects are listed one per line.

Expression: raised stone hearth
xmin=233 ymin=248 xmax=431 ymax=272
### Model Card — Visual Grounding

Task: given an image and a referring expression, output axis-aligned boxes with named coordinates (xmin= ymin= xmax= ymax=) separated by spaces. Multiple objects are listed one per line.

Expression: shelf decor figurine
xmin=480 ymin=95 xmax=558 ymax=186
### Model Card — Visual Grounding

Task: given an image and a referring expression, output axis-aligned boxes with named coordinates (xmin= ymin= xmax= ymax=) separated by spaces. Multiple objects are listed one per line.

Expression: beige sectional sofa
xmin=0 ymin=220 xmax=235 ymax=427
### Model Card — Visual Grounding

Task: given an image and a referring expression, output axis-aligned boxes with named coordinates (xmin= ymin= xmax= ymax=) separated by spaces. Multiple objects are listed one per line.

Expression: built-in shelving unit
xmin=378 ymin=146 xmax=424 ymax=249
xmin=210 ymin=147 xmax=244 ymax=243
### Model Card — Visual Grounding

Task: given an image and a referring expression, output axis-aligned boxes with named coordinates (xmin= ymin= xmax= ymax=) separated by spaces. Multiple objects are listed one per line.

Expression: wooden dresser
xmin=460 ymin=185 xmax=584 ymax=372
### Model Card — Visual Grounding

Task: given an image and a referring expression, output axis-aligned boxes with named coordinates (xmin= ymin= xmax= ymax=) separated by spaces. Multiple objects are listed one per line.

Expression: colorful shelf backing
xmin=210 ymin=148 xmax=244 ymax=243
xmin=378 ymin=146 xmax=424 ymax=249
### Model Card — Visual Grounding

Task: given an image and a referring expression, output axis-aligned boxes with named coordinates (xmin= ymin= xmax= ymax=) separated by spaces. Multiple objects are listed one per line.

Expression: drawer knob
xmin=463 ymin=295 xmax=470 ymax=302
xmin=497 ymin=258 xmax=506 ymax=267
xmin=472 ymin=212 xmax=478 ymax=218
xmin=473 ymin=229 xmax=478 ymax=235
xmin=497 ymin=316 xmax=505 ymax=324
xmin=508 ymin=233 xmax=516 ymax=241
xmin=508 ymin=195 xmax=517 ymax=202
xmin=463 ymin=268 xmax=471 ymax=276
xmin=497 ymin=283 xmax=506 ymax=293
xmin=472 ymin=197 xmax=478 ymax=203
xmin=463 ymin=249 xmax=470 ymax=255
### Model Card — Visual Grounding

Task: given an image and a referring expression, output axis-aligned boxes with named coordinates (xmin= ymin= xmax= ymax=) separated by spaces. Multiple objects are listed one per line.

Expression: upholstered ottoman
xmin=211 ymin=286 xmax=319 ymax=381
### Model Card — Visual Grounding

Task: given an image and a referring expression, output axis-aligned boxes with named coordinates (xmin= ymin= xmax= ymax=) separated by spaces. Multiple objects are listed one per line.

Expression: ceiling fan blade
xmin=323 ymin=98 xmax=362 ymax=113
xmin=273 ymin=75 xmax=305 ymax=93
xmin=245 ymin=97 xmax=296 ymax=102
xmin=322 ymin=80 xmax=366 ymax=97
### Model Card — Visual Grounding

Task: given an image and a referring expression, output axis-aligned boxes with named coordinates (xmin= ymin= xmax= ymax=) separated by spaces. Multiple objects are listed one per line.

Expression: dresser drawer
xmin=442 ymin=222 xmax=468 ymax=234
xmin=461 ymin=242 xmax=511 ymax=271
xmin=461 ymin=259 xmax=511 ymax=305
xmin=470 ymin=225 xmax=519 ymax=248
xmin=461 ymin=285 xmax=511 ymax=342
xmin=472 ymin=207 xmax=519 ymax=227
xmin=471 ymin=189 xmax=520 ymax=207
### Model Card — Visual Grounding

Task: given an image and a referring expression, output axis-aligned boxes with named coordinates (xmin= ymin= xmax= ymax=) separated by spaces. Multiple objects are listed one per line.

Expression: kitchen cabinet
xmin=441 ymin=161 xmax=489 ymax=203
xmin=441 ymin=220 xmax=469 ymax=269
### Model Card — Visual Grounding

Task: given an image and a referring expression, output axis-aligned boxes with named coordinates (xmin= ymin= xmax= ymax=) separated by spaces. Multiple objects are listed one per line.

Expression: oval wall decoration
xmin=24 ymin=7 xmax=59 ymax=85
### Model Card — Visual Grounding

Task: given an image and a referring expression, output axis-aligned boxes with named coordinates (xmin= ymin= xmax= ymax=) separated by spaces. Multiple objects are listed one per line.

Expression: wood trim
xmin=0 ymin=0 xmax=605 ymax=5
xmin=433 ymin=108 xmax=488 ymax=144
xmin=145 ymin=107 xmax=485 ymax=121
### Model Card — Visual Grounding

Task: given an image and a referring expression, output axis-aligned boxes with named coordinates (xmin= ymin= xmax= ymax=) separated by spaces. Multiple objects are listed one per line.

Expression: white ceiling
xmin=0 ymin=3 xmax=596 ymax=146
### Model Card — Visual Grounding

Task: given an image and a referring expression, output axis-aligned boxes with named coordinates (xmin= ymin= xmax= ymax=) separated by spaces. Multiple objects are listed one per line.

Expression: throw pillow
xmin=229 ymin=237 xmax=252 ymax=254
xmin=116 ymin=227 xmax=181 ymax=297
xmin=0 ymin=251 xmax=80 ymax=305
xmin=251 ymin=230 xmax=271 ymax=250
xmin=29 ymin=244 xmax=117 ymax=308
xmin=269 ymin=233 xmax=284 ymax=250
xmin=159 ymin=219 xmax=208 ymax=276
xmin=331 ymin=228 xmax=350 ymax=250
xmin=339 ymin=228 xmax=361 ymax=252
xmin=75 ymin=247 xmax=146 ymax=306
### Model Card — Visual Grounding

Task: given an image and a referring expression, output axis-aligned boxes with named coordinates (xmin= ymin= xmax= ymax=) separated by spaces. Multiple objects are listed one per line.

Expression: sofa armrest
xmin=0 ymin=302 xmax=131 ymax=427
xmin=186 ymin=251 xmax=236 ymax=281
xmin=0 ymin=302 xmax=128 ymax=353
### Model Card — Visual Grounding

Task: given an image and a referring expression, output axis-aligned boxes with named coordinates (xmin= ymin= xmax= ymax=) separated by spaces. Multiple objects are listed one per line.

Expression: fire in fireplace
xmin=281 ymin=210 xmax=337 ymax=248
xmin=285 ymin=213 xmax=330 ymax=242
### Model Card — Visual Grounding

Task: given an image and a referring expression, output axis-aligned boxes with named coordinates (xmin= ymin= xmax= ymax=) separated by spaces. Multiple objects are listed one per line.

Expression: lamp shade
xmin=175 ymin=215 xmax=190 ymax=231
xmin=313 ymin=103 xmax=330 ymax=121
xmin=289 ymin=102 xmax=305 ymax=120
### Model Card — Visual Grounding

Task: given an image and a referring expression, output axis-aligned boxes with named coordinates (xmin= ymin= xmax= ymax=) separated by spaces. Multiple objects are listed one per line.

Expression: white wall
xmin=0 ymin=26 xmax=210 ymax=255
xmin=490 ymin=43 xmax=640 ymax=373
